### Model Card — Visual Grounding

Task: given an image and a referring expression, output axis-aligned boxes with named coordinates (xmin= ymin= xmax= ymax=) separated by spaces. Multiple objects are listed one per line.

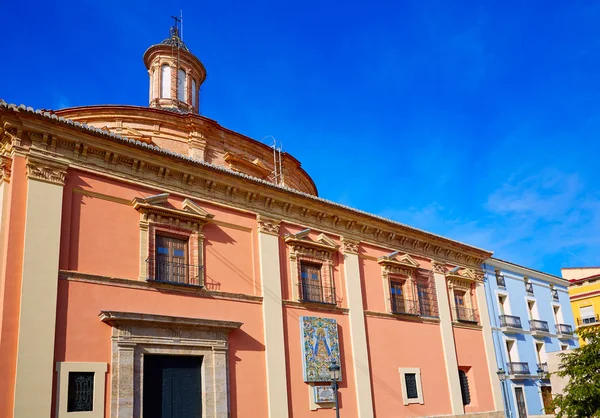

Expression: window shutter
xmin=458 ymin=370 xmax=471 ymax=405
xmin=580 ymin=305 xmax=595 ymax=318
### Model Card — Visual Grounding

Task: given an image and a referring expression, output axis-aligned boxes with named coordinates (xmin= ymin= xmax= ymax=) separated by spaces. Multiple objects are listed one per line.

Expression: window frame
xmin=399 ymin=367 xmax=424 ymax=405
xmin=55 ymin=362 xmax=108 ymax=418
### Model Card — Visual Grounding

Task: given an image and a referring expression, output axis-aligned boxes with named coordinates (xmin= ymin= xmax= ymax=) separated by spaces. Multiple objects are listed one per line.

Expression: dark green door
xmin=143 ymin=355 xmax=203 ymax=418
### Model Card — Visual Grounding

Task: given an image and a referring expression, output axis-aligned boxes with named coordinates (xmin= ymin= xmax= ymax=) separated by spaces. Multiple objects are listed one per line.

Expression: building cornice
xmin=485 ymin=258 xmax=568 ymax=287
xmin=0 ymin=102 xmax=492 ymax=270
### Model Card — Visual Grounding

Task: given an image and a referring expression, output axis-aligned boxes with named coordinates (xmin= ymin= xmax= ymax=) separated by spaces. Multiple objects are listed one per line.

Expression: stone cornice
xmin=99 ymin=310 xmax=243 ymax=332
xmin=0 ymin=108 xmax=492 ymax=270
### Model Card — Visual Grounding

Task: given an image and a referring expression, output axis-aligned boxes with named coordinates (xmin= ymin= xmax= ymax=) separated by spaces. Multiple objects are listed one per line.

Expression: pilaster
xmin=432 ymin=261 xmax=464 ymax=415
xmin=341 ymin=237 xmax=374 ymax=418
xmin=475 ymin=281 xmax=504 ymax=411
xmin=13 ymin=154 xmax=68 ymax=418
xmin=256 ymin=215 xmax=289 ymax=417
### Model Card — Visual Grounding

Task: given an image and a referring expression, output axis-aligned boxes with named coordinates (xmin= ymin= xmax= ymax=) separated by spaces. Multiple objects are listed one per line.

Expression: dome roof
xmin=159 ymin=27 xmax=189 ymax=52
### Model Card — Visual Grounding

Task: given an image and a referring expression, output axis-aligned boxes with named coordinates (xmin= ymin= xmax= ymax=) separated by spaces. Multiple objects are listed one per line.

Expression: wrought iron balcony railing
xmin=496 ymin=273 xmax=506 ymax=288
xmin=557 ymin=323 xmax=573 ymax=335
xmin=507 ymin=362 xmax=530 ymax=375
xmin=552 ymin=288 xmax=559 ymax=301
xmin=537 ymin=362 xmax=549 ymax=374
xmin=577 ymin=315 xmax=600 ymax=326
xmin=499 ymin=315 xmax=522 ymax=329
xmin=455 ymin=306 xmax=479 ymax=324
xmin=530 ymin=319 xmax=550 ymax=332
xmin=390 ymin=296 xmax=420 ymax=316
xmin=525 ymin=282 xmax=534 ymax=295
xmin=298 ymin=281 xmax=336 ymax=305
xmin=146 ymin=258 xmax=203 ymax=287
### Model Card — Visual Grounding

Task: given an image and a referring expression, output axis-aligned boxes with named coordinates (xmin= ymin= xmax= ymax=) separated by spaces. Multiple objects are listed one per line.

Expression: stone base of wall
xmin=422 ymin=412 xmax=505 ymax=418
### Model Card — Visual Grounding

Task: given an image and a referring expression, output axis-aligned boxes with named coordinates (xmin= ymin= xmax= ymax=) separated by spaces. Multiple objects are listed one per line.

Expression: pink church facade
xmin=0 ymin=26 xmax=503 ymax=418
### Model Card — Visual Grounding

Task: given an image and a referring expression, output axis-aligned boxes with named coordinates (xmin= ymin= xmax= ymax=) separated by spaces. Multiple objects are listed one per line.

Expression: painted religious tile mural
xmin=300 ymin=316 xmax=341 ymax=382
xmin=314 ymin=385 xmax=336 ymax=403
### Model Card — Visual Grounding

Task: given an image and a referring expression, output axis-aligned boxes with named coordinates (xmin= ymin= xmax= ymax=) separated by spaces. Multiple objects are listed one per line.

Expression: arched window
xmin=161 ymin=65 xmax=171 ymax=99
xmin=191 ymin=79 xmax=197 ymax=107
xmin=149 ymin=69 xmax=154 ymax=102
xmin=177 ymin=69 xmax=186 ymax=102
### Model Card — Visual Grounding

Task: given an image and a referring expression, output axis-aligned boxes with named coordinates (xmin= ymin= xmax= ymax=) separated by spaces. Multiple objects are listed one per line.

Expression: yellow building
xmin=562 ymin=267 xmax=600 ymax=343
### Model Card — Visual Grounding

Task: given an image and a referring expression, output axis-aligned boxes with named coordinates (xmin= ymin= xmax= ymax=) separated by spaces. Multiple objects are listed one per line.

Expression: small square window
xmin=67 ymin=372 xmax=95 ymax=412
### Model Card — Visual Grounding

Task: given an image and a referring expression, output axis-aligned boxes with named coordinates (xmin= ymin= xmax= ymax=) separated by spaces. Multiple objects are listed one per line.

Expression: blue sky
xmin=2 ymin=0 xmax=600 ymax=275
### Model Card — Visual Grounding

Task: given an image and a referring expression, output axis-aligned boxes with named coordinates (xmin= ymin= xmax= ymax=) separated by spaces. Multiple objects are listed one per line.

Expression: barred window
xmin=67 ymin=372 xmax=95 ymax=412
xmin=399 ymin=367 xmax=423 ymax=405
xmin=459 ymin=370 xmax=471 ymax=406
xmin=404 ymin=373 xmax=418 ymax=399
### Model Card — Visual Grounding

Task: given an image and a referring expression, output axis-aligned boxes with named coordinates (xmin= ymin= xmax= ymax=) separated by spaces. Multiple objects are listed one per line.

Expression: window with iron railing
xmin=495 ymin=272 xmax=506 ymax=288
xmin=416 ymin=278 xmax=438 ymax=317
xmin=577 ymin=314 xmax=599 ymax=326
xmin=557 ymin=323 xmax=573 ymax=335
xmin=299 ymin=262 xmax=336 ymax=305
xmin=455 ymin=306 xmax=479 ymax=323
xmin=390 ymin=296 xmax=420 ymax=315
xmin=525 ymin=281 xmax=534 ymax=295
xmin=499 ymin=315 xmax=522 ymax=329
xmin=147 ymin=234 xmax=203 ymax=287
xmin=146 ymin=259 xmax=203 ymax=287
xmin=507 ymin=362 xmax=530 ymax=375
xmin=530 ymin=319 xmax=550 ymax=332
xmin=537 ymin=362 xmax=549 ymax=374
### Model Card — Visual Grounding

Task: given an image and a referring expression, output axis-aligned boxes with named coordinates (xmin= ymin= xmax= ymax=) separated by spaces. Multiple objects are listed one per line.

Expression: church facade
xmin=0 ymin=26 xmax=504 ymax=418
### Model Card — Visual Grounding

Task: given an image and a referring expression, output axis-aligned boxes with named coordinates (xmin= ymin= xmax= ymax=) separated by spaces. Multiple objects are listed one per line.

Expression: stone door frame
xmin=99 ymin=311 xmax=242 ymax=418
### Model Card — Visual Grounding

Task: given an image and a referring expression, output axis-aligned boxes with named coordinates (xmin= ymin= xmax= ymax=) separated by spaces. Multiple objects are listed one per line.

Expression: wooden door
xmin=301 ymin=263 xmax=322 ymax=302
xmin=155 ymin=235 xmax=188 ymax=284
xmin=514 ymin=387 xmax=527 ymax=418
xmin=143 ymin=355 xmax=203 ymax=418
xmin=541 ymin=386 xmax=553 ymax=414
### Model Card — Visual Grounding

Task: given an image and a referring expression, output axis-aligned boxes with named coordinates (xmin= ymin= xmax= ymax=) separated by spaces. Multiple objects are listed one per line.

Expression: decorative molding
xmin=378 ymin=251 xmax=420 ymax=271
xmin=256 ymin=214 xmax=280 ymax=235
xmin=340 ymin=237 xmax=360 ymax=255
xmin=99 ymin=310 xmax=242 ymax=331
xmin=284 ymin=229 xmax=339 ymax=254
xmin=0 ymin=155 xmax=11 ymax=183
xmin=26 ymin=155 xmax=68 ymax=185
xmin=132 ymin=195 xmax=214 ymax=227
xmin=0 ymin=116 xmax=491 ymax=270
xmin=432 ymin=261 xmax=447 ymax=274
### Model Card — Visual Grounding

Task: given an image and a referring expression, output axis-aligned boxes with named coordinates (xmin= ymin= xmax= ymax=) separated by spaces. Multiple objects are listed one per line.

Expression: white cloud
xmin=378 ymin=169 xmax=600 ymax=274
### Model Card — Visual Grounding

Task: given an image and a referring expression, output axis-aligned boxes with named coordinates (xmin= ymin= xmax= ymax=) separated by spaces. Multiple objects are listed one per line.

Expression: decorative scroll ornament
xmin=378 ymin=251 xmax=420 ymax=279
xmin=257 ymin=214 xmax=280 ymax=235
xmin=26 ymin=156 xmax=68 ymax=185
xmin=0 ymin=156 xmax=12 ymax=183
xmin=340 ymin=237 xmax=360 ymax=255
xmin=431 ymin=261 xmax=446 ymax=274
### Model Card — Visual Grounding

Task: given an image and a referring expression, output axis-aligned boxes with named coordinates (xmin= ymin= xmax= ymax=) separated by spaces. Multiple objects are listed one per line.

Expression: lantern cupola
xmin=143 ymin=22 xmax=206 ymax=113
